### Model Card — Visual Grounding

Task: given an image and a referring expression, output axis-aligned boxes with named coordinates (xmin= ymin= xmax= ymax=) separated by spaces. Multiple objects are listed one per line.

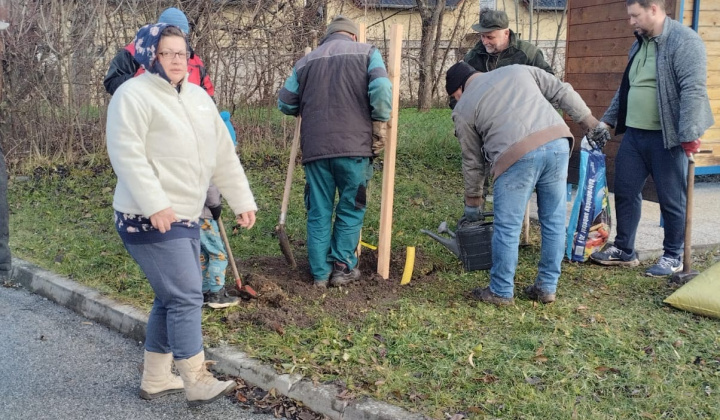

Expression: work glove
xmin=372 ymin=120 xmax=388 ymax=157
xmin=681 ymin=139 xmax=701 ymax=156
xmin=209 ymin=205 xmax=222 ymax=221
xmin=464 ymin=205 xmax=482 ymax=223
xmin=587 ymin=122 xmax=611 ymax=150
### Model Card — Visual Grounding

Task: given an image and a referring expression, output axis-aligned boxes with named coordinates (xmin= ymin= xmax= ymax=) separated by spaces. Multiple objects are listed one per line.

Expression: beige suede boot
xmin=174 ymin=351 xmax=237 ymax=407
xmin=139 ymin=350 xmax=184 ymax=400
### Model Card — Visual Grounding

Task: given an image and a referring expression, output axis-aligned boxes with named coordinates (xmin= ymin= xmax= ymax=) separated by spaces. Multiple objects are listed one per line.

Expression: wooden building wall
xmin=681 ymin=1 xmax=720 ymax=168
xmin=564 ymin=0 xmax=719 ymax=201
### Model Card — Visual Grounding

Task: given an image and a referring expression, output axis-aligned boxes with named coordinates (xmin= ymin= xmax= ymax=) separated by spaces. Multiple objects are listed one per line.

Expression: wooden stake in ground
xmin=355 ymin=23 xmax=367 ymax=259
xmin=377 ymin=24 xmax=403 ymax=279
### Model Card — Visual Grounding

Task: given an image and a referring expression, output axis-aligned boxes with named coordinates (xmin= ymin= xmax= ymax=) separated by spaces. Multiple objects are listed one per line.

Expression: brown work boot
xmin=470 ymin=287 xmax=514 ymax=306
xmin=524 ymin=285 xmax=556 ymax=304
xmin=330 ymin=262 xmax=360 ymax=287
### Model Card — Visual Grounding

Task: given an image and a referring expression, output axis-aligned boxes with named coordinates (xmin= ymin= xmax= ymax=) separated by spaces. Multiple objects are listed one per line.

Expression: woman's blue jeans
xmin=124 ymin=238 xmax=204 ymax=360
xmin=489 ymin=138 xmax=569 ymax=298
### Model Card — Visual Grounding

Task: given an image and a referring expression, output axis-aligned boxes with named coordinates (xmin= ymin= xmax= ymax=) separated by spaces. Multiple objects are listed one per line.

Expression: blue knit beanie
xmin=158 ymin=7 xmax=189 ymax=34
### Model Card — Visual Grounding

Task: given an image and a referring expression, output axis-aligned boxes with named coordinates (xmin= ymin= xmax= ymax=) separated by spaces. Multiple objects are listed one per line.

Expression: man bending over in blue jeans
xmin=447 ymin=62 xmax=608 ymax=306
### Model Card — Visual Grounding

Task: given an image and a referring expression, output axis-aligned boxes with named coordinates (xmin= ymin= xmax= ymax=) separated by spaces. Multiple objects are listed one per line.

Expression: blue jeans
xmin=124 ymin=238 xmax=204 ymax=360
xmin=304 ymin=157 xmax=372 ymax=280
xmin=199 ymin=219 xmax=229 ymax=293
xmin=490 ymin=138 xmax=569 ymax=298
xmin=613 ymin=128 xmax=687 ymax=259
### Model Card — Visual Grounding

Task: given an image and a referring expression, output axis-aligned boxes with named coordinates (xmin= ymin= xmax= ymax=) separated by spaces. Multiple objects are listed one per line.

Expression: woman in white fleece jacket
xmin=105 ymin=23 xmax=257 ymax=407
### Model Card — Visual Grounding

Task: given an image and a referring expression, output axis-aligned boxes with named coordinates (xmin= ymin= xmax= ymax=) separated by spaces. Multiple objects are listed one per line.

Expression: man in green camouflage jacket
xmin=463 ymin=8 xmax=555 ymax=75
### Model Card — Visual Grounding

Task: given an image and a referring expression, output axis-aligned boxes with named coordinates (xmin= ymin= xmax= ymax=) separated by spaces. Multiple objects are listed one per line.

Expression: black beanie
xmin=445 ymin=62 xmax=478 ymax=96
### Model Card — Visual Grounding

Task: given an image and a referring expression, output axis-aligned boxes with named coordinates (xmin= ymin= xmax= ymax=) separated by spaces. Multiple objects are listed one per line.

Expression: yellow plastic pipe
xmin=400 ymin=246 xmax=415 ymax=285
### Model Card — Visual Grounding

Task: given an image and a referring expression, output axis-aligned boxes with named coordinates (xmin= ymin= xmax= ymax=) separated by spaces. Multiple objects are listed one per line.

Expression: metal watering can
xmin=421 ymin=213 xmax=494 ymax=271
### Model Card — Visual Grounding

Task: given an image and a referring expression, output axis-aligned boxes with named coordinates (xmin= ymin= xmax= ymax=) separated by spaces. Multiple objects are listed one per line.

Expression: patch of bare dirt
xmin=225 ymin=248 xmax=439 ymax=333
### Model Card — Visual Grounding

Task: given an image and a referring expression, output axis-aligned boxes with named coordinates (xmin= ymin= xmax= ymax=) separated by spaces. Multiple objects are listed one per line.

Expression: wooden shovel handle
xmin=682 ymin=154 xmax=695 ymax=273
xmin=217 ymin=216 xmax=241 ymax=281
xmin=279 ymin=117 xmax=301 ymax=225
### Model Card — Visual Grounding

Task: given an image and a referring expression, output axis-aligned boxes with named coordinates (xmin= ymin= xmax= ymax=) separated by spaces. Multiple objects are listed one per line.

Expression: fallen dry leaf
xmin=575 ymin=305 xmax=589 ymax=312
xmin=268 ymin=321 xmax=284 ymax=335
xmin=337 ymin=389 xmax=356 ymax=400
xmin=532 ymin=355 xmax=548 ymax=363
xmin=595 ymin=366 xmax=621 ymax=374
xmin=476 ymin=374 xmax=499 ymax=384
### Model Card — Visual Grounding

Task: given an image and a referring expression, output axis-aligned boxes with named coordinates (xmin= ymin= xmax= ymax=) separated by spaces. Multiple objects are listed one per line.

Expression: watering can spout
xmin=420 ymin=229 xmax=460 ymax=257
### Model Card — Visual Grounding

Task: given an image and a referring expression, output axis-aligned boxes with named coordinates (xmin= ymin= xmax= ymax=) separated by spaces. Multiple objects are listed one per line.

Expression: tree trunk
xmin=550 ymin=1 xmax=568 ymax=71
xmin=430 ymin=0 xmax=469 ymax=97
xmin=416 ymin=0 xmax=446 ymax=111
xmin=528 ymin=0 xmax=534 ymax=43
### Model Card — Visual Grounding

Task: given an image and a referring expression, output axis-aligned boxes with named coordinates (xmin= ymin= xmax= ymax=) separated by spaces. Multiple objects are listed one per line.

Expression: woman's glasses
xmin=157 ymin=50 xmax=189 ymax=60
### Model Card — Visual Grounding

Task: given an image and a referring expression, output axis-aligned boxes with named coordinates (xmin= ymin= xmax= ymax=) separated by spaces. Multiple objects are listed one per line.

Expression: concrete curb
xmin=10 ymin=257 xmax=426 ymax=420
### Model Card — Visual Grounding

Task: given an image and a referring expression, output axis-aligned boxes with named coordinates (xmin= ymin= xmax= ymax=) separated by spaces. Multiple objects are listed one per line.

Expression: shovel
xmin=217 ymin=216 xmax=258 ymax=298
xmin=276 ymin=116 xmax=300 ymax=268
xmin=275 ymin=48 xmax=311 ymax=269
xmin=671 ymin=153 xmax=699 ymax=284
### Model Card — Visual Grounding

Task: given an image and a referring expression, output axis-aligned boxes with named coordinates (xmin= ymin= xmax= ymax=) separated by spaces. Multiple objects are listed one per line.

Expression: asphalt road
xmin=0 ymin=284 xmax=278 ymax=420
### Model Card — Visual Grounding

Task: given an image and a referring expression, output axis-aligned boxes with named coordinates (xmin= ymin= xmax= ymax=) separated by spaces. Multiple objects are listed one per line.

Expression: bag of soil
xmin=566 ymin=137 xmax=611 ymax=262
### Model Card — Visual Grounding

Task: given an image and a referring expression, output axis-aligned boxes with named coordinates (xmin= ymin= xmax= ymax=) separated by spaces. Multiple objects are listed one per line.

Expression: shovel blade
xmin=276 ymin=225 xmax=297 ymax=268
xmin=235 ymin=277 xmax=258 ymax=299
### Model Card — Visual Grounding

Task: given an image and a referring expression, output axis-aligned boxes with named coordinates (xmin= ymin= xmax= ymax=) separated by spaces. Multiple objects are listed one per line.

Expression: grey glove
xmin=464 ymin=205 xmax=481 ymax=223
xmin=372 ymin=121 xmax=388 ymax=157
xmin=587 ymin=122 xmax=611 ymax=150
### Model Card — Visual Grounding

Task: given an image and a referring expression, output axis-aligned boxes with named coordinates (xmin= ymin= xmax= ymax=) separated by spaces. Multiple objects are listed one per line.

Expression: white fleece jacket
xmin=106 ymin=72 xmax=257 ymax=221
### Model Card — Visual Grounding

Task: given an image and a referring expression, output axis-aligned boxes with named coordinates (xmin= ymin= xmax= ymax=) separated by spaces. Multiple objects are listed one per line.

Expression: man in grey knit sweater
xmin=589 ymin=0 xmax=714 ymax=277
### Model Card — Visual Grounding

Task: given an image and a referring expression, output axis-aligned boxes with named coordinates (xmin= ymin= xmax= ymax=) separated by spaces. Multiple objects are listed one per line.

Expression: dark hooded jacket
xmin=463 ymin=30 xmax=554 ymax=75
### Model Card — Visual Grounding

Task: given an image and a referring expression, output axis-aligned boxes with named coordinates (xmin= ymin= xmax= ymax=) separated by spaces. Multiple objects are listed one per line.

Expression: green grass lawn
xmin=8 ymin=108 xmax=720 ymax=419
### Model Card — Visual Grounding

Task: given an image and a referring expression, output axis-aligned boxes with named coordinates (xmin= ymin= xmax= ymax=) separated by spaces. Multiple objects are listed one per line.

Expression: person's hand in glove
xmin=681 ymin=139 xmax=701 ymax=156
xmin=372 ymin=120 xmax=388 ymax=157
xmin=209 ymin=205 xmax=222 ymax=221
xmin=578 ymin=115 xmax=599 ymax=134
xmin=464 ymin=205 xmax=482 ymax=223
xmin=587 ymin=122 xmax=612 ymax=150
